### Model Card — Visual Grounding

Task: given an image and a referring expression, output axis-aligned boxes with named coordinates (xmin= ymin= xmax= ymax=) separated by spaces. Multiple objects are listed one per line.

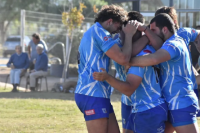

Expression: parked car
xmin=3 ymin=35 xmax=30 ymax=57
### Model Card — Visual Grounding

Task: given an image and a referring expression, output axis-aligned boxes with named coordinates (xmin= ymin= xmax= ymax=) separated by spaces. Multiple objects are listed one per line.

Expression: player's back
xmin=75 ymin=22 xmax=120 ymax=99
xmin=128 ymin=45 xmax=165 ymax=113
xmin=159 ymin=33 xmax=198 ymax=110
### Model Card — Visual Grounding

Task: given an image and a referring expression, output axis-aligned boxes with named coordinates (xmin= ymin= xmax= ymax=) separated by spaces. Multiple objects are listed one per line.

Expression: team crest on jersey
xmin=104 ymin=36 xmax=108 ymax=41
xmin=192 ymin=29 xmax=195 ymax=33
xmin=102 ymin=108 xmax=107 ymax=113
xmin=143 ymin=49 xmax=152 ymax=53
xmin=85 ymin=109 xmax=95 ymax=115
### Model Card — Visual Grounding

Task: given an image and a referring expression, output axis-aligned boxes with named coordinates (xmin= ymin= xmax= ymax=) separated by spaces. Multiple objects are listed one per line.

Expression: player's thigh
xmin=164 ymin=121 xmax=175 ymax=133
xmin=108 ymin=112 xmax=120 ymax=133
xmin=174 ymin=122 xmax=199 ymax=133
xmin=86 ymin=118 xmax=108 ymax=133
xmin=124 ymin=129 xmax=134 ymax=133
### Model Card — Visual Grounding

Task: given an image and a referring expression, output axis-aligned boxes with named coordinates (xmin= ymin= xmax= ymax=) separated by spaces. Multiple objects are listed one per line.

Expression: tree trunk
xmin=0 ymin=22 xmax=5 ymax=44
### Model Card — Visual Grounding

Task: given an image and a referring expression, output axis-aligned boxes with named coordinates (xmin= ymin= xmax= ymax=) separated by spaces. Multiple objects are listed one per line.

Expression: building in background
xmin=115 ymin=0 xmax=200 ymax=28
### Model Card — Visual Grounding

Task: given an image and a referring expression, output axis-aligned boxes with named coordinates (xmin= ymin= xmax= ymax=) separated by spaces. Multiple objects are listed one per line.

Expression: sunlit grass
xmin=0 ymin=87 xmax=199 ymax=133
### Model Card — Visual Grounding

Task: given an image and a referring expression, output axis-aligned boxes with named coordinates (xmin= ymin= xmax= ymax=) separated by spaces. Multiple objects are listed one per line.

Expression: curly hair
xmin=94 ymin=5 xmax=127 ymax=24
xmin=155 ymin=6 xmax=179 ymax=30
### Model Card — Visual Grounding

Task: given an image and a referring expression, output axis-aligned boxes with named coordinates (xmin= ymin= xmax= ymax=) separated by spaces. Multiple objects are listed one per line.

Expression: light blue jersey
xmin=75 ymin=22 xmax=120 ymax=98
xmin=177 ymin=28 xmax=198 ymax=90
xmin=113 ymin=34 xmax=132 ymax=106
xmin=127 ymin=45 xmax=165 ymax=113
xmin=160 ymin=33 xmax=198 ymax=110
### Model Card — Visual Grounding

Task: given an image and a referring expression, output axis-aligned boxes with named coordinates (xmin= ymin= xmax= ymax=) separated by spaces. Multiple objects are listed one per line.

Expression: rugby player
xmin=93 ymin=13 xmax=168 ymax=133
xmin=113 ymin=11 xmax=164 ymax=133
xmin=129 ymin=13 xmax=199 ymax=133
xmin=75 ymin=5 xmax=138 ymax=133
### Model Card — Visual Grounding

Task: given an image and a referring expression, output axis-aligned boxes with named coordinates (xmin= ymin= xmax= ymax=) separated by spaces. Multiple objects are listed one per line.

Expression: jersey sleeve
xmin=160 ymin=42 xmax=180 ymax=60
xmin=127 ymin=66 xmax=145 ymax=78
xmin=178 ymin=28 xmax=198 ymax=45
xmin=94 ymin=27 xmax=119 ymax=53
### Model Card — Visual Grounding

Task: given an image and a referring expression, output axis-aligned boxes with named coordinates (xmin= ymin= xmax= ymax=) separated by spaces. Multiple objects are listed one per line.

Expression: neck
xmin=99 ymin=22 xmax=109 ymax=33
xmin=164 ymin=32 xmax=174 ymax=41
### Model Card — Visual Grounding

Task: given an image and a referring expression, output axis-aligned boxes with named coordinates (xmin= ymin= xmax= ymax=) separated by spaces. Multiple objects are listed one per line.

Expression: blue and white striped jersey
xmin=75 ymin=22 xmax=121 ymax=98
xmin=112 ymin=34 xmax=132 ymax=106
xmin=177 ymin=28 xmax=198 ymax=90
xmin=160 ymin=33 xmax=199 ymax=110
xmin=128 ymin=45 xmax=165 ymax=113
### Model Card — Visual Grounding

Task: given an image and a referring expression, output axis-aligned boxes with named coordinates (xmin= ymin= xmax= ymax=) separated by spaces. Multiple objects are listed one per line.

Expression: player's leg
xmin=75 ymin=93 xmax=117 ymax=133
xmin=121 ymin=102 xmax=133 ymax=133
xmin=86 ymin=118 xmax=109 ymax=133
xmin=169 ymin=105 xmax=199 ymax=133
xmin=164 ymin=121 xmax=175 ymax=133
xmin=174 ymin=122 xmax=199 ymax=133
xmin=108 ymin=112 xmax=120 ymax=133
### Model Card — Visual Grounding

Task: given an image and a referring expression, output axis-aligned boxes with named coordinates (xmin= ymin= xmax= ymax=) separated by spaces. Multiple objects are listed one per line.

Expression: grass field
xmin=0 ymin=87 xmax=199 ymax=133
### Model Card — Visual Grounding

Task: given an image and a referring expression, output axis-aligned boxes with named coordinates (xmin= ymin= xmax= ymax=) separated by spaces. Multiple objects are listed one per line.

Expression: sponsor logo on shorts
xmin=157 ymin=126 xmax=164 ymax=133
xmin=102 ymin=108 xmax=107 ymax=113
xmin=85 ymin=109 xmax=95 ymax=115
xmin=104 ymin=36 xmax=108 ymax=41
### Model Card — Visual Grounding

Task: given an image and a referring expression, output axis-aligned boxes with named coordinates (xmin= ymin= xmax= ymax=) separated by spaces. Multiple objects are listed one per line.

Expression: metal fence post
xmin=20 ymin=10 xmax=25 ymax=52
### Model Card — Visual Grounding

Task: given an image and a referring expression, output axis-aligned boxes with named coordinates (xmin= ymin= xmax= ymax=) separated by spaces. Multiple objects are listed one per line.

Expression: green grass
xmin=0 ymin=87 xmax=199 ymax=133
xmin=0 ymin=87 xmax=122 ymax=133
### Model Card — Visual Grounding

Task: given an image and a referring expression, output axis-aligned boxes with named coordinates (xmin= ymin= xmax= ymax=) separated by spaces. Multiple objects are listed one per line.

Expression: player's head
xmin=150 ymin=13 xmax=176 ymax=41
xmin=155 ymin=6 xmax=179 ymax=30
xmin=94 ymin=5 xmax=127 ymax=34
xmin=120 ymin=11 xmax=144 ymax=42
xmin=128 ymin=11 xmax=144 ymax=41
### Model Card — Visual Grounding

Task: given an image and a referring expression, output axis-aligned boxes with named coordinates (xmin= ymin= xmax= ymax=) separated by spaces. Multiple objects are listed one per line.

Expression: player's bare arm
xmin=131 ymin=35 xmax=149 ymax=57
xmin=129 ymin=49 xmax=171 ymax=67
xmin=136 ymin=22 xmax=163 ymax=50
xmin=105 ymin=21 xmax=138 ymax=66
xmin=93 ymin=68 xmax=142 ymax=97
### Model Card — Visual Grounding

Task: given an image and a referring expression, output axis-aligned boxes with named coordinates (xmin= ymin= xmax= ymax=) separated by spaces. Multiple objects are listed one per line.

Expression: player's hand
xmin=122 ymin=20 xmax=139 ymax=37
xmin=135 ymin=21 xmax=147 ymax=32
xmin=125 ymin=65 xmax=131 ymax=73
xmin=93 ymin=68 xmax=110 ymax=81
xmin=10 ymin=64 xmax=15 ymax=69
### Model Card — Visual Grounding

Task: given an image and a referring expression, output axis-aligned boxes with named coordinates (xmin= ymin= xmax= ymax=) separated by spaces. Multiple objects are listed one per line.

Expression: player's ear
xmin=162 ymin=27 xmax=168 ymax=34
xmin=107 ymin=19 xmax=113 ymax=26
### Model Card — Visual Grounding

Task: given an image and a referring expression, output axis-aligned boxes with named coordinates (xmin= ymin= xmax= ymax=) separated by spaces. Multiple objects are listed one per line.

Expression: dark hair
xmin=150 ymin=13 xmax=176 ymax=34
xmin=32 ymin=33 xmax=41 ymax=40
xmin=155 ymin=6 xmax=179 ymax=29
xmin=196 ymin=25 xmax=200 ymax=30
xmin=127 ymin=11 xmax=144 ymax=23
xmin=94 ymin=5 xmax=127 ymax=24
xmin=125 ymin=11 xmax=144 ymax=41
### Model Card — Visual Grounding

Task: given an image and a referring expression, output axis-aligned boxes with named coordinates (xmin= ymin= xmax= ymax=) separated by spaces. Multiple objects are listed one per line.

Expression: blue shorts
xmin=75 ymin=93 xmax=114 ymax=121
xmin=169 ymin=104 xmax=198 ymax=127
xmin=127 ymin=103 xmax=168 ymax=133
xmin=194 ymin=89 xmax=200 ymax=117
xmin=121 ymin=102 xmax=132 ymax=130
